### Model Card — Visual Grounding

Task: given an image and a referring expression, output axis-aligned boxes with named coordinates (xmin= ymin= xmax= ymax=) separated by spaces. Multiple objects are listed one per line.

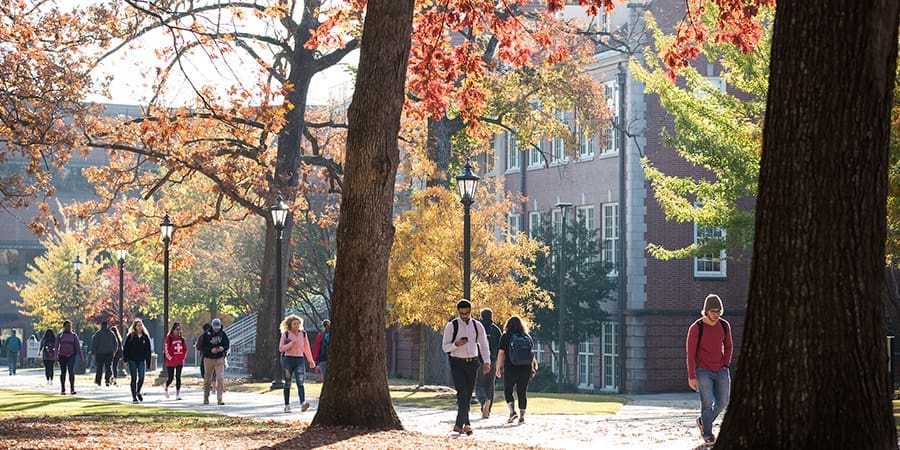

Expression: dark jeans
xmin=43 ymin=359 xmax=55 ymax=381
xmin=58 ymin=355 xmax=76 ymax=391
xmin=127 ymin=360 xmax=146 ymax=400
xmin=282 ymin=356 xmax=307 ymax=405
xmin=475 ymin=357 xmax=497 ymax=407
xmin=165 ymin=365 xmax=183 ymax=390
xmin=450 ymin=357 xmax=479 ymax=427
xmin=94 ymin=353 xmax=113 ymax=385
xmin=503 ymin=364 xmax=532 ymax=410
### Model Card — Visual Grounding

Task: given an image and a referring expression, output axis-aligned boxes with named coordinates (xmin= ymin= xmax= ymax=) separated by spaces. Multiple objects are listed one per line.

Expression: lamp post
xmin=455 ymin=161 xmax=480 ymax=301
xmin=73 ymin=255 xmax=82 ymax=282
xmin=555 ymin=201 xmax=572 ymax=393
xmin=270 ymin=195 xmax=289 ymax=390
xmin=117 ymin=249 xmax=127 ymax=377
xmin=160 ymin=214 xmax=175 ymax=373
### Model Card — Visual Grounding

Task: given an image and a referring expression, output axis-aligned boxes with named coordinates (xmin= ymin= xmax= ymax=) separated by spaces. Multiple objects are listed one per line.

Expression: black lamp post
xmin=116 ymin=249 xmax=127 ymax=377
xmin=555 ymin=201 xmax=572 ymax=393
xmin=160 ymin=214 xmax=175 ymax=373
xmin=269 ymin=195 xmax=289 ymax=390
xmin=73 ymin=255 xmax=82 ymax=282
xmin=456 ymin=161 xmax=480 ymax=301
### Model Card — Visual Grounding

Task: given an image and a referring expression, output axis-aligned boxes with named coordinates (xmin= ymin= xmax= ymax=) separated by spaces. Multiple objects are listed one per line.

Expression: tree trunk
xmin=311 ymin=0 xmax=413 ymax=429
xmin=715 ymin=2 xmax=898 ymax=448
xmin=425 ymin=115 xmax=462 ymax=188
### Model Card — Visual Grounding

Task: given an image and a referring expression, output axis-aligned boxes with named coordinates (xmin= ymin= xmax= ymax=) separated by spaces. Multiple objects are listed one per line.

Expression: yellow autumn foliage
xmin=388 ymin=179 xmax=551 ymax=330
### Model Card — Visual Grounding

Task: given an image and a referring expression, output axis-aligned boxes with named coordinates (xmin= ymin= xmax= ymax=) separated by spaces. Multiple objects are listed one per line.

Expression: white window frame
xmin=602 ymin=81 xmax=619 ymax=155
xmin=506 ymin=132 xmax=520 ymax=172
xmin=602 ymin=203 xmax=619 ymax=275
xmin=576 ymin=205 xmax=595 ymax=233
xmin=528 ymin=211 xmax=543 ymax=239
xmin=578 ymin=133 xmax=595 ymax=159
xmin=551 ymin=110 xmax=568 ymax=165
xmin=507 ymin=213 xmax=521 ymax=239
xmin=533 ymin=338 xmax=545 ymax=369
xmin=550 ymin=340 xmax=559 ymax=375
xmin=694 ymin=224 xmax=727 ymax=277
xmin=577 ymin=340 xmax=594 ymax=389
xmin=529 ymin=142 xmax=542 ymax=168
xmin=601 ymin=322 xmax=618 ymax=391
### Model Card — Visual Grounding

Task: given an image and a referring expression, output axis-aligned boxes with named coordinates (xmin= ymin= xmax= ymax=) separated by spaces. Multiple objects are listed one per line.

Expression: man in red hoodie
xmin=685 ymin=294 xmax=733 ymax=445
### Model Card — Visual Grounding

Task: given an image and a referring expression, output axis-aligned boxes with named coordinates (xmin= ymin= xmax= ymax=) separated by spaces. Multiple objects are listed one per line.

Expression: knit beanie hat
xmin=703 ymin=294 xmax=724 ymax=315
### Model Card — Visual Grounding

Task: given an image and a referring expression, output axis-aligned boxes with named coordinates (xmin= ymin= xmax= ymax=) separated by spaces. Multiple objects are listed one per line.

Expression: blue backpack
xmin=507 ymin=333 xmax=533 ymax=366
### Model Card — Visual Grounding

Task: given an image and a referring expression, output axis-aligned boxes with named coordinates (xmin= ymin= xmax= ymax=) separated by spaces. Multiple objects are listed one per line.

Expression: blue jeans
xmin=696 ymin=367 xmax=731 ymax=438
xmin=317 ymin=361 xmax=327 ymax=383
xmin=7 ymin=354 xmax=17 ymax=374
xmin=282 ymin=356 xmax=307 ymax=405
xmin=127 ymin=360 xmax=146 ymax=399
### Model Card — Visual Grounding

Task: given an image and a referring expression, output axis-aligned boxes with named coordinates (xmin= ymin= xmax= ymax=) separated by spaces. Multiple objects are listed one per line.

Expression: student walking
xmin=109 ymin=325 xmax=123 ymax=386
xmin=279 ymin=315 xmax=317 ymax=413
xmin=311 ymin=319 xmax=330 ymax=383
xmin=495 ymin=315 xmax=537 ymax=424
xmin=5 ymin=330 xmax=21 ymax=375
xmin=200 ymin=318 xmax=229 ymax=405
xmin=39 ymin=329 xmax=57 ymax=384
xmin=685 ymin=294 xmax=733 ymax=445
xmin=91 ymin=321 xmax=118 ymax=387
xmin=55 ymin=320 xmax=84 ymax=395
xmin=123 ymin=319 xmax=152 ymax=404
xmin=475 ymin=308 xmax=502 ymax=418
xmin=163 ymin=322 xmax=187 ymax=400
xmin=442 ymin=299 xmax=491 ymax=436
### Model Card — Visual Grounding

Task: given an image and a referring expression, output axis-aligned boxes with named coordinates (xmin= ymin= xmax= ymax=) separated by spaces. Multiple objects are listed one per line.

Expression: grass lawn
xmin=894 ymin=399 xmax=900 ymax=431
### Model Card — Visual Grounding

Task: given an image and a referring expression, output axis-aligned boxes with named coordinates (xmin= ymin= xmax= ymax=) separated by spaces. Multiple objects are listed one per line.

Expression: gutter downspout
xmin=616 ymin=62 xmax=628 ymax=393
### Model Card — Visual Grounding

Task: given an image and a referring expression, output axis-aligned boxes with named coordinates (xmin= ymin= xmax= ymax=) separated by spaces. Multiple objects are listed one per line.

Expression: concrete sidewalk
xmin=0 ymin=368 xmax=712 ymax=449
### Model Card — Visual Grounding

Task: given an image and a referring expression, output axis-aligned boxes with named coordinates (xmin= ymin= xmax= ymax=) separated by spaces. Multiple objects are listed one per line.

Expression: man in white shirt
xmin=442 ymin=299 xmax=491 ymax=435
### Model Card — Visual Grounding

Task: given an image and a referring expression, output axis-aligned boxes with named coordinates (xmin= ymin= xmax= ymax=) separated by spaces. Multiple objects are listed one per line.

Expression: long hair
xmin=41 ymin=329 xmax=55 ymax=345
xmin=280 ymin=314 xmax=303 ymax=333
xmin=110 ymin=325 xmax=122 ymax=342
xmin=128 ymin=319 xmax=149 ymax=338
xmin=169 ymin=322 xmax=181 ymax=334
xmin=504 ymin=315 xmax=529 ymax=334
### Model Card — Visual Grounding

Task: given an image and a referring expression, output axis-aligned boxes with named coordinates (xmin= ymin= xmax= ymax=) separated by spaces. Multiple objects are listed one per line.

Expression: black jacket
xmin=123 ymin=333 xmax=152 ymax=366
xmin=91 ymin=326 xmax=118 ymax=355
xmin=200 ymin=329 xmax=229 ymax=359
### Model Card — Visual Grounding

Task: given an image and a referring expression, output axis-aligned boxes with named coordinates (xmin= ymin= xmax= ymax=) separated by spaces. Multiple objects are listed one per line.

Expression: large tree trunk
xmin=311 ymin=0 xmax=413 ymax=429
xmin=715 ymin=2 xmax=898 ymax=448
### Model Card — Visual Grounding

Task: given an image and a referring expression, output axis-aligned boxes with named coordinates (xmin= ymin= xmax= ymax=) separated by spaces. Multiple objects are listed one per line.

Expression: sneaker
xmin=704 ymin=435 xmax=716 ymax=444
xmin=284 ymin=405 xmax=291 ymax=413
xmin=132 ymin=399 xmax=139 ymax=404
xmin=60 ymin=389 xmax=66 ymax=395
xmin=301 ymin=402 xmax=310 ymax=412
xmin=507 ymin=412 xmax=518 ymax=424
xmin=203 ymin=399 xmax=210 ymax=405
xmin=217 ymin=400 xmax=225 ymax=405
xmin=70 ymin=390 xmax=76 ymax=395
xmin=696 ymin=418 xmax=704 ymax=438
xmin=137 ymin=393 xmax=143 ymax=402
xmin=452 ymin=425 xmax=463 ymax=434
xmin=175 ymin=391 xmax=181 ymax=401
xmin=462 ymin=425 xmax=473 ymax=436
xmin=164 ymin=387 xmax=169 ymax=399
xmin=518 ymin=416 xmax=525 ymax=424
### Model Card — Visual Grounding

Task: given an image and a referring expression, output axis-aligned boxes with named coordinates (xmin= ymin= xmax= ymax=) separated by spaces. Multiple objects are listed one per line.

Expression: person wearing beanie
xmin=685 ymin=294 xmax=733 ymax=445
xmin=442 ymin=299 xmax=491 ymax=436
xmin=475 ymin=308 xmax=502 ymax=418
xmin=200 ymin=318 xmax=229 ymax=405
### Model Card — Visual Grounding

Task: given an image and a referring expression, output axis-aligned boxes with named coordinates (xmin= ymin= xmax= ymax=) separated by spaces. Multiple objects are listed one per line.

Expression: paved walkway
xmin=0 ymin=368 xmax=712 ymax=449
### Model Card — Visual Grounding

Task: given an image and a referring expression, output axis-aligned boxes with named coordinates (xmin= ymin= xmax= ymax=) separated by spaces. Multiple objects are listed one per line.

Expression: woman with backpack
xmin=278 ymin=314 xmax=316 ymax=413
xmin=163 ymin=322 xmax=187 ymax=400
xmin=39 ymin=329 xmax=57 ymax=385
xmin=55 ymin=320 xmax=84 ymax=395
xmin=495 ymin=315 xmax=537 ymax=425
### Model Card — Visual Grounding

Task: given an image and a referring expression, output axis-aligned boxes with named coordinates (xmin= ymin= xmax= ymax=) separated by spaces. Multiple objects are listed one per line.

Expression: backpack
xmin=319 ymin=333 xmax=329 ymax=360
xmin=693 ymin=318 xmax=730 ymax=357
xmin=446 ymin=318 xmax=480 ymax=359
xmin=507 ymin=333 xmax=534 ymax=366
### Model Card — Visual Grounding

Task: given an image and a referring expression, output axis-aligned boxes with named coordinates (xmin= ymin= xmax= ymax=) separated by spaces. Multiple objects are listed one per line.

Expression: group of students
xmin=442 ymin=299 xmax=538 ymax=436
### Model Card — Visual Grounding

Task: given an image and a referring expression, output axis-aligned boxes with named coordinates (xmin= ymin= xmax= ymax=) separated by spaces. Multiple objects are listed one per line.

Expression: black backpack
xmin=507 ymin=333 xmax=534 ymax=366
xmin=447 ymin=318 xmax=479 ymax=359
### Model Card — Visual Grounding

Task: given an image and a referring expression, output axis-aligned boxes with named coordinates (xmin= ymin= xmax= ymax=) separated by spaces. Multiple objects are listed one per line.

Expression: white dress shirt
xmin=442 ymin=317 xmax=490 ymax=360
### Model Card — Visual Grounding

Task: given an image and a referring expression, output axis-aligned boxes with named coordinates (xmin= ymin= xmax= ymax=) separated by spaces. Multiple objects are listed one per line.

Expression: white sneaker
xmin=175 ymin=391 xmax=181 ymax=400
xmin=284 ymin=405 xmax=291 ymax=413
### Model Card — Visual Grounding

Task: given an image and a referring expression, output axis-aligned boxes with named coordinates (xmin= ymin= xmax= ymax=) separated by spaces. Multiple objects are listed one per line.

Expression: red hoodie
xmin=164 ymin=333 xmax=188 ymax=367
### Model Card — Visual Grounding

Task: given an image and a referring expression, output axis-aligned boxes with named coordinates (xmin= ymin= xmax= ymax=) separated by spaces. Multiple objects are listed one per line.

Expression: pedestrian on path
xmin=442 ymin=299 xmax=491 ymax=436
xmin=109 ymin=325 xmax=123 ymax=386
xmin=39 ymin=329 xmax=57 ymax=384
xmin=91 ymin=321 xmax=117 ymax=387
xmin=200 ymin=318 xmax=229 ymax=405
xmin=475 ymin=308 xmax=502 ymax=418
xmin=164 ymin=322 xmax=187 ymax=400
xmin=279 ymin=314 xmax=316 ymax=413
xmin=4 ymin=330 xmax=21 ymax=375
xmin=311 ymin=319 xmax=330 ymax=384
xmin=55 ymin=320 xmax=84 ymax=395
xmin=123 ymin=319 xmax=152 ymax=404
xmin=495 ymin=315 xmax=536 ymax=425
xmin=685 ymin=294 xmax=733 ymax=445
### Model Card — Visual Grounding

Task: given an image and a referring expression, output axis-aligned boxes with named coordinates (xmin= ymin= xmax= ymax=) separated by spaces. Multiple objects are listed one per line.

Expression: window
xmin=552 ymin=208 xmax=564 ymax=238
xmin=602 ymin=203 xmax=619 ymax=275
xmin=601 ymin=322 xmax=618 ymax=390
xmin=507 ymin=213 xmax=522 ymax=238
xmin=529 ymin=211 xmax=543 ymax=239
xmin=578 ymin=133 xmax=595 ymax=158
xmin=694 ymin=224 xmax=727 ymax=277
xmin=551 ymin=110 xmax=568 ymax=164
xmin=506 ymin=132 xmax=520 ymax=171
xmin=576 ymin=205 xmax=595 ymax=233
xmin=578 ymin=340 xmax=594 ymax=388
xmin=550 ymin=341 xmax=559 ymax=375
xmin=602 ymin=81 xmax=619 ymax=155
xmin=533 ymin=338 xmax=545 ymax=368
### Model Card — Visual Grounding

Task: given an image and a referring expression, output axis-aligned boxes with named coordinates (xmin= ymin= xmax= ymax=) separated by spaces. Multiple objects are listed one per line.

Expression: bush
xmin=528 ymin=367 xmax=578 ymax=393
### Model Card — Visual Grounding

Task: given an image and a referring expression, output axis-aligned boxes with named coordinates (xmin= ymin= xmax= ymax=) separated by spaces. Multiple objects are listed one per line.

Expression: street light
xmin=555 ymin=201 xmax=572 ymax=393
xmin=73 ymin=255 xmax=82 ymax=282
xmin=270 ymin=195 xmax=289 ymax=390
xmin=117 ymin=249 xmax=127 ymax=378
xmin=455 ymin=160 xmax=480 ymax=301
xmin=160 ymin=214 xmax=175 ymax=374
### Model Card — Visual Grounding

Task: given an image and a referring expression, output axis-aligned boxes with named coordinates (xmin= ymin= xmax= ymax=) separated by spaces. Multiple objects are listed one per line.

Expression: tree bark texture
xmin=311 ymin=0 xmax=414 ymax=429
xmin=716 ymin=2 xmax=898 ymax=448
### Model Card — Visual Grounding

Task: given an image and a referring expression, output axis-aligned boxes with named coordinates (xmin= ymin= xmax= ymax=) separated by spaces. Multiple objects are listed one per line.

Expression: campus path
xmin=0 ymin=368 xmax=712 ymax=449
